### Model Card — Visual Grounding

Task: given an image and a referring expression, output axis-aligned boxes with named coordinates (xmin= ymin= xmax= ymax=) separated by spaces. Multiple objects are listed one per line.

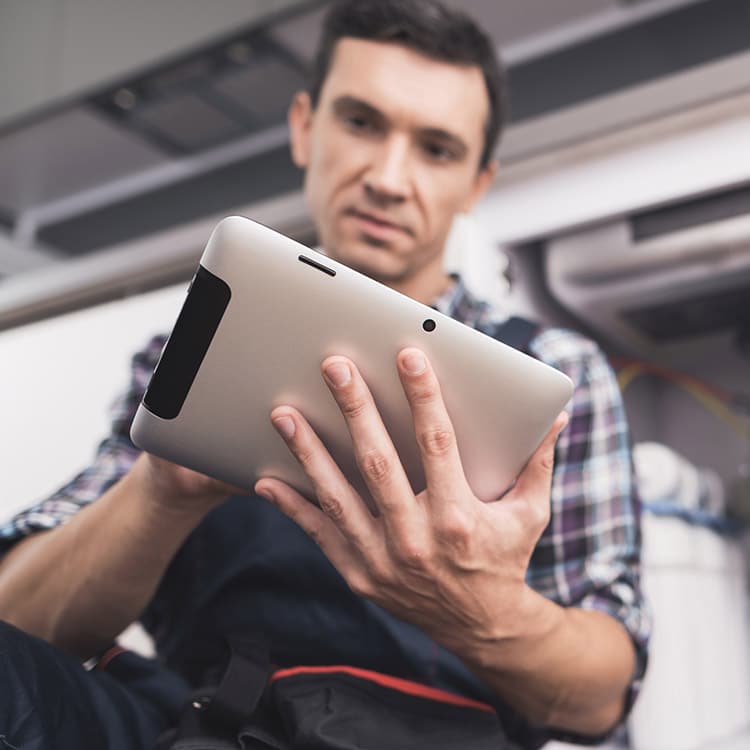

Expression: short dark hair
xmin=309 ymin=0 xmax=506 ymax=168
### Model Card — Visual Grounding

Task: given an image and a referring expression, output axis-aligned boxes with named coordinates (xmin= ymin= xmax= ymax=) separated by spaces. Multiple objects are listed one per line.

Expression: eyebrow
xmin=332 ymin=95 xmax=384 ymax=123
xmin=331 ymin=95 xmax=469 ymax=159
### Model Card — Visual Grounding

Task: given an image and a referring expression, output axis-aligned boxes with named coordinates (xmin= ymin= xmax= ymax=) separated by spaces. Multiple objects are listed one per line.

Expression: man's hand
xmin=0 ymin=449 xmax=241 ymax=659
xmin=254 ymin=347 xmax=567 ymax=655
xmin=0 ymin=451 xmax=241 ymax=659
xmin=255 ymin=349 xmax=636 ymax=736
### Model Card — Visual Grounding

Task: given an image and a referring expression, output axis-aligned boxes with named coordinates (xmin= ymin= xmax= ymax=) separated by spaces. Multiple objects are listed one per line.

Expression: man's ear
xmin=462 ymin=159 xmax=498 ymax=213
xmin=288 ymin=91 xmax=314 ymax=168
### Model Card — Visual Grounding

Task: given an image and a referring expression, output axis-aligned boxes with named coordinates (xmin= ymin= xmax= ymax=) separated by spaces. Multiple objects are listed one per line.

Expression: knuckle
xmin=293 ymin=444 xmax=316 ymax=469
xmin=306 ymin=521 xmax=327 ymax=548
xmin=347 ymin=572 xmax=373 ymax=599
xmin=340 ymin=395 xmax=368 ymax=420
xmin=436 ymin=511 xmax=474 ymax=554
xmin=539 ymin=447 xmax=555 ymax=473
xmin=358 ymin=448 xmax=392 ymax=484
xmin=540 ymin=452 xmax=556 ymax=472
xmin=522 ymin=498 xmax=550 ymax=531
xmin=396 ymin=540 xmax=430 ymax=570
xmin=535 ymin=501 xmax=551 ymax=529
xmin=317 ymin=491 xmax=346 ymax=522
xmin=367 ymin=560 xmax=392 ymax=586
xmin=418 ymin=425 xmax=455 ymax=457
xmin=410 ymin=382 xmax=438 ymax=406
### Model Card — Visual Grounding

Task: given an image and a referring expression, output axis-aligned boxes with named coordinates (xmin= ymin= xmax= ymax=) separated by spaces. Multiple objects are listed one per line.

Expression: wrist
xmin=465 ymin=584 xmax=564 ymax=674
xmin=130 ymin=453 xmax=226 ymax=522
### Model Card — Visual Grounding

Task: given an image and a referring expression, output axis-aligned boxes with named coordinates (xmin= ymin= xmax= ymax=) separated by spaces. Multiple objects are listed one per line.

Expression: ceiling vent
xmin=546 ymin=183 xmax=750 ymax=353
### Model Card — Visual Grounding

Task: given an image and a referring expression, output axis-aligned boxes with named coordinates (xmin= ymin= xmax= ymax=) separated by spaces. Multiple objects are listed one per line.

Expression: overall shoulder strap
xmin=487 ymin=316 xmax=541 ymax=353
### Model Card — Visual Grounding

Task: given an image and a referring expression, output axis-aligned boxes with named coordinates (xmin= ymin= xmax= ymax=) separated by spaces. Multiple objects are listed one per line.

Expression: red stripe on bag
xmin=96 ymin=646 xmax=127 ymax=671
xmin=270 ymin=665 xmax=496 ymax=713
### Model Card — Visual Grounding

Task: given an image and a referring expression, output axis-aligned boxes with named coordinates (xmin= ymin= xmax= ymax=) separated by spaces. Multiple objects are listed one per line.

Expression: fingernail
xmin=273 ymin=415 xmax=296 ymax=439
xmin=325 ymin=362 xmax=351 ymax=387
xmin=402 ymin=350 xmax=426 ymax=375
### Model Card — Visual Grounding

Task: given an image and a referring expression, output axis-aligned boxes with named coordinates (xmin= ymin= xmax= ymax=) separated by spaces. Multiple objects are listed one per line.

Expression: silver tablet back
xmin=131 ymin=216 xmax=573 ymax=506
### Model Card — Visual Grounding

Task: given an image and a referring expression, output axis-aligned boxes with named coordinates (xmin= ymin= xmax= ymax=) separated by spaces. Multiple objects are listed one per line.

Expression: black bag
xmin=157 ymin=637 xmax=520 ymax=750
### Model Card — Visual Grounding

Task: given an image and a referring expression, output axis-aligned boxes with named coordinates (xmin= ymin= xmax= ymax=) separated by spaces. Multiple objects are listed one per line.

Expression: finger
xmin=504 ymin=411 xmax=569 ymax=512
xmin=255 ymin=477 xmax=348 ymax=562
xmin=255 ymin=477 xmax=374 ymax=596
xmin=396 ymin=348 xmax=470 ymax=506
xmin=268 ymin=406 xmax=377 ymax=550
xmin=321 ymin=357 xmax=414 ymax=523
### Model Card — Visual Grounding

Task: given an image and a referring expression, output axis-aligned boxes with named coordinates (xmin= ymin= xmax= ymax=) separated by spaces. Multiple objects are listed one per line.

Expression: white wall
xmin=0 ymin=283 xmax=187 ymax=522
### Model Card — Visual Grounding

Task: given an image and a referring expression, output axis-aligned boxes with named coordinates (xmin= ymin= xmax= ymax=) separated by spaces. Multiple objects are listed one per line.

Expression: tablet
xmin=130 ymin=216 xmax=573 ymax=508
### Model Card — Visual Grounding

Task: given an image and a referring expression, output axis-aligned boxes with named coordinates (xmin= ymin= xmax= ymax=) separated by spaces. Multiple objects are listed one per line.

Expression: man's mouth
xmin=345 ymin=209 xmax=412 ymax=240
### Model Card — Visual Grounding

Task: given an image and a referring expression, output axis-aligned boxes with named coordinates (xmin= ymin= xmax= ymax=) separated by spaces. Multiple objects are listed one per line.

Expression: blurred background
xmin=1 ymin=1 xmax=750 ymax=748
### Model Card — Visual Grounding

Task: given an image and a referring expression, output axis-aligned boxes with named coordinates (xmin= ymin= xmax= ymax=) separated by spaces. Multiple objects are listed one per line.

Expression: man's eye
xmin=423 ymin=142 xmax=455 ymax=162
xmin=343 ymin=114 xmax=374 ymax=132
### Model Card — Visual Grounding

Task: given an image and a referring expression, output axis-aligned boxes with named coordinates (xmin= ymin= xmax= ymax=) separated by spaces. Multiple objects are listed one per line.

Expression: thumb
xmin=509 ymin=411 xmax=568 ymax=504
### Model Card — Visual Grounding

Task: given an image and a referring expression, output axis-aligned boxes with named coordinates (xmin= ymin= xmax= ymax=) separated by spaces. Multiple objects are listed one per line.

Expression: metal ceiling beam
xmin=13 ymin=122 xmax=291 ymax=247
xmin=501 ymin=0 xmax=703 ymax=64
xmin=499 ymin=49 xmax=750 ymax=165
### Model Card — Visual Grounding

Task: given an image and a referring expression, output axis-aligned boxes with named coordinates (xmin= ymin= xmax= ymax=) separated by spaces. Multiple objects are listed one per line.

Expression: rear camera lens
xmin=422 ymin=319 xmax=436 ymax=332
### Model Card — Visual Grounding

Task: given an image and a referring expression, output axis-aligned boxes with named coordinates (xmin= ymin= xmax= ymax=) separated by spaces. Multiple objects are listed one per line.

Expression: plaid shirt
xmin=0 ymin=278 xmax=649 ymax=733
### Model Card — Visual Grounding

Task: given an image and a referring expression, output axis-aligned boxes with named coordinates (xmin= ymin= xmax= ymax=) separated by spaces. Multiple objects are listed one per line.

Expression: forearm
xmin=0 ymin=454 xmax=219 ymax=659
xmin=459 ymin=586 xmax=636 ymax=737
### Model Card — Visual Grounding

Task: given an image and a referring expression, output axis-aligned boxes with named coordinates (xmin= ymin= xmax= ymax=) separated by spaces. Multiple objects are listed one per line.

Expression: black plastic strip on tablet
xmin=298 ymin=254 xmax=336 ymax=276
xmin=143 ymin=265 xmax=231 ymax=420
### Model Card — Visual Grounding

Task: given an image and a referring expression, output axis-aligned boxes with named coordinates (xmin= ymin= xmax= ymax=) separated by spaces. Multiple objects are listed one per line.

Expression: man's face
xmin=288 ymin=38 xmax=495 ymax=299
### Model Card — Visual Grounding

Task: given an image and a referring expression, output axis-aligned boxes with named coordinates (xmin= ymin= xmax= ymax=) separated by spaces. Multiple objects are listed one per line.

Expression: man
xmin=0 ymin=1 xmax=648 ymax=748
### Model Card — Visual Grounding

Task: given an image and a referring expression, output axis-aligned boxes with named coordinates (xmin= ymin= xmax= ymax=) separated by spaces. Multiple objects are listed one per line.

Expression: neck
xmin=316 ymin=245 xmax=453 ymax=305
xmin=386 ymin=257 xmax=453 ymax=305
xmin=389 ymin=273 xmax=452 ymax=305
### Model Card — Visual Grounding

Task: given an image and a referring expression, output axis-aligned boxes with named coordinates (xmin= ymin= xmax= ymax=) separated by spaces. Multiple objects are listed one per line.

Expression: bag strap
xmin=161 ymin=634 xmax=272 ymax=749
xmin=488 ymin=315 xmax=541 ymax=353
xmin=201 ymin=635 xmax=271 ymax=731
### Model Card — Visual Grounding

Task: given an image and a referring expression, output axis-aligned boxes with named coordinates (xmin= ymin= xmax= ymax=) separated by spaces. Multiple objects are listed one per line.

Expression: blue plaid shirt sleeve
xmin=433 ymin=280 xmax=650 ymax=685
xmin=0 ymin=335 xmax=167 ymax=555
xmin=527 ymin=327 xmax=651 ymax=701
xmin=433 ymin=279 xmax=650 ymax=702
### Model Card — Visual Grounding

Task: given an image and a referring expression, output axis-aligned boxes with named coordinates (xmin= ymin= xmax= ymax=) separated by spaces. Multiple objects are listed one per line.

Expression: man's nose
xmin=363 ymin=136 xmax=411 ymax=204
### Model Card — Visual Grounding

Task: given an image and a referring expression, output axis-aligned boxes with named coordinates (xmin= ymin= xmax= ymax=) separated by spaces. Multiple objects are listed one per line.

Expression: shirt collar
xmin=313 ymin=249 xmax=500 ymax=328
xmin=431 ymin=274 xmax=500 ymax=328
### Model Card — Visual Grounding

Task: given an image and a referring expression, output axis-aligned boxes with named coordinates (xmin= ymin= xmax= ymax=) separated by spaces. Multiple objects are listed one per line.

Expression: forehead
xmin=319 ymin=37 xmax=488 ymax=147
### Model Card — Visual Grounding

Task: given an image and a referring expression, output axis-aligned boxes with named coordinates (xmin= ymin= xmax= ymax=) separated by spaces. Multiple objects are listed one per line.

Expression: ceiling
xmin=1 ymin=0 xmax=748 ymax=300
